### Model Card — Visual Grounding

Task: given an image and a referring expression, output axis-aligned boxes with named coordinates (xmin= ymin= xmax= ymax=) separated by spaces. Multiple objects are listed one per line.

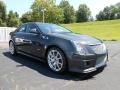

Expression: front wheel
xmin=47 ymin=47 xmax=67 ymax=73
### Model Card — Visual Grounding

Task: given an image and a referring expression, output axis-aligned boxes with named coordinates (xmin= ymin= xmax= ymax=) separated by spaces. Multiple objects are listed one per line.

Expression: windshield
xmin=37 ymin=23 xmax=71 ymax=33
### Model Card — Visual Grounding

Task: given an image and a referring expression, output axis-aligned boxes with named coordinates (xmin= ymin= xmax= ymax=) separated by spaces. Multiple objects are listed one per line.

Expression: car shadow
xmin=3 ymin=51 xmax=105 ymax=81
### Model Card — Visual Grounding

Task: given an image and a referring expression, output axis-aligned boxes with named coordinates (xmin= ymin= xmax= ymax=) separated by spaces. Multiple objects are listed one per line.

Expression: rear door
xmin=14 ymin=24 xmax=28 ymax=52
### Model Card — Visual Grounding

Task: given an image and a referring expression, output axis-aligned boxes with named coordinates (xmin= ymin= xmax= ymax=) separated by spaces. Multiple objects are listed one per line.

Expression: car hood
xmin=49 ymin=32 xmax=102 ymax=45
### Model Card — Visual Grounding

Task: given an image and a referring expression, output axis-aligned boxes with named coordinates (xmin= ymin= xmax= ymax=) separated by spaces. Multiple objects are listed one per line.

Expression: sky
xmin=2 ymin=0 xmax=120 ymax=18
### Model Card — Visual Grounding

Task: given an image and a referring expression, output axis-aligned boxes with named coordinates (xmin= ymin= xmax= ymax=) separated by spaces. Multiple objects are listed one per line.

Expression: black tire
xmin=9 ymin=41 xmax=17 ymax=55
xmin=47 ymin=47 xmax=67 ymax=73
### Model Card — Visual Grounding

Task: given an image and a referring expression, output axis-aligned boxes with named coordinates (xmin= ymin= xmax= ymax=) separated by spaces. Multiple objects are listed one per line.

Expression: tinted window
xmin=37 ymin=24 xmax=71 ymax=33
xmin=27 ymin=24 xmax=38 ymax=33
xmin=17 ymin=25 xmax=26 ymax=32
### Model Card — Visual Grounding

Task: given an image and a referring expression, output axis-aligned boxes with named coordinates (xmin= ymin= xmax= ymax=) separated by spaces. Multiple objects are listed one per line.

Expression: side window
xmin=39 ymin=25 xmax=51 ymax=33
xmin=27 ymin=24 xmax=38 ymax=33
xmin=17 ymin=25 xmax=26 ymax=32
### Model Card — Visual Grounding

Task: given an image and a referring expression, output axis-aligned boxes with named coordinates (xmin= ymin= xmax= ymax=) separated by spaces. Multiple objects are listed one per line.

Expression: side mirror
xmin=29 ymin=28 xmax=39 ymax=34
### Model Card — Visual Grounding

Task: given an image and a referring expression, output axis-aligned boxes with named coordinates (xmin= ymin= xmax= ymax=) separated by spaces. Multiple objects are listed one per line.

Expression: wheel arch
xmin=9 ymin=39 xmax=17 ymax=51
xmin=9 ymin=40 xmax=15 ymax=45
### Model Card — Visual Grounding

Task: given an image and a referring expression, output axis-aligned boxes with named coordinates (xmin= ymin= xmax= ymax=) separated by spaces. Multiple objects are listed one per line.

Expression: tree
xmin=109 ymin=6 xmax=117 ymax=19
xmin=15 ymin=12 xmax=19 ymax=18
xmin=31 ymin=0 xmax=64 ymax=23
xmin=115 ymin=2 xmax=120 ymax=19
xmin=96 ymin=11 xmax=105 ymax=21
xmin=7 ymin=11 xmax=20 ymax=27
xmin=0 ymin=18 xmax=2 ymax=25
xmin=21 ymin=12 xmax=32 ymax=23
xmin=76 ymin=4 xmax=91 ymax=22
xmin=89 ymin=16 xmax=94 ymax=21
xmin=59 ymin=0 xmax=75 ymax=23
xmin=102 ymin=6 xmax=116 ymax=20
xmin=0 ymin=0 xmax=6 ymax=26
xmin=96 ymin=5 xmax=118 ymax=21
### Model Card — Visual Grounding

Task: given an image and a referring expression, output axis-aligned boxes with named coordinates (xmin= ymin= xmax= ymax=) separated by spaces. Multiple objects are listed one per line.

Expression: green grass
xmin=62 ymin=19 xmax=120 ymax=40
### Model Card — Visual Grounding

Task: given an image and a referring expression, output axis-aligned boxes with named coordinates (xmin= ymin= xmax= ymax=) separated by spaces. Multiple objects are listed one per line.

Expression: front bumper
xmin=68 ymin=53 xmax=108 ymax=73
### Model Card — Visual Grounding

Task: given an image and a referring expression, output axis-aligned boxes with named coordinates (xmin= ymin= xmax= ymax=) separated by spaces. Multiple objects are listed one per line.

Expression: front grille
xmin=90 ymin=44 xmax=106 ymax=54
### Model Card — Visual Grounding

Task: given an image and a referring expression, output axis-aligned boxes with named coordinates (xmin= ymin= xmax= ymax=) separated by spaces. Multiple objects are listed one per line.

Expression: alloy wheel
xmin=9 ymin=42 xmax=15 ymax=55
xmin=47 ymin=49 xmax=63 ymax=72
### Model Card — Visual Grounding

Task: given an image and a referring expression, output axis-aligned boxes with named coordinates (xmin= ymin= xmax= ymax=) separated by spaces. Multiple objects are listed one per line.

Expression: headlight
xmin=89 ymin=43 xmax=107 ymax=54
xmin=72 ymin=41 xmax=86 ymax=55
xmin=102 ymin=43 xmax=106 ymax=52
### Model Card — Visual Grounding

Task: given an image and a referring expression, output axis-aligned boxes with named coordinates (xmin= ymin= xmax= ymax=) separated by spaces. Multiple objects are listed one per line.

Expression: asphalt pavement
xmin=0 ymin=41 xmax=120 ymax=90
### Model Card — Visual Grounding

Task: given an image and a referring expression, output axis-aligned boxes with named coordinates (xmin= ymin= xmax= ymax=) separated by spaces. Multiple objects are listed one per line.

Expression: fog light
xmin=84 ymin=61 xmax=90 ymax=66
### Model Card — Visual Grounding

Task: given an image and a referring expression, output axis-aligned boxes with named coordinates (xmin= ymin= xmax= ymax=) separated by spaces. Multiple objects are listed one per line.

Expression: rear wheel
xmin=9 ymin=41 xmax=17 ymax=55
xmin=47 ymin=47 xmax=67 ymax=73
